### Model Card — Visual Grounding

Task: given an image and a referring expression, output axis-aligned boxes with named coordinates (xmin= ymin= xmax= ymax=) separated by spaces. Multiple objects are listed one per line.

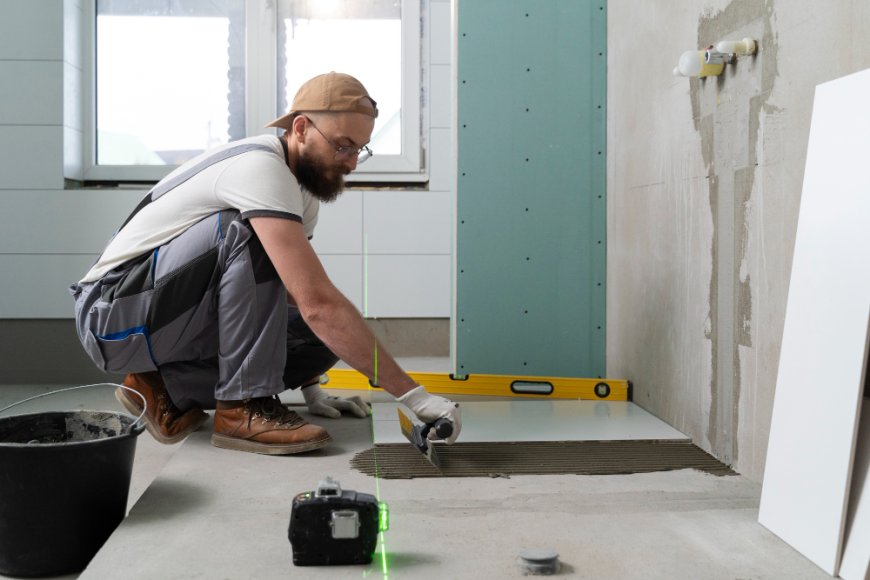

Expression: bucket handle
xmin=0 ymin=383 xmax=147 ymax=434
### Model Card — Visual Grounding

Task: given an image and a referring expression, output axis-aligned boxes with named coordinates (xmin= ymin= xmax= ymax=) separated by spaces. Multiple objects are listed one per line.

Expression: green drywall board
xmin=455 ymin=0 xmax=607 ymax=378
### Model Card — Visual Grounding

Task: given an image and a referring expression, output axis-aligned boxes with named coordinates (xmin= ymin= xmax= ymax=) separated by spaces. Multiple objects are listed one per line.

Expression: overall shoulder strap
xmin=117 ymin=142 xmax=275 ymax=232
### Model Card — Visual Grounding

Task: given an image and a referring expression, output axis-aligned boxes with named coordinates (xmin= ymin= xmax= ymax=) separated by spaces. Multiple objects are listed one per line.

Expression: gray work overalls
xmin=69 ymin=143 xmax=338 ymax=410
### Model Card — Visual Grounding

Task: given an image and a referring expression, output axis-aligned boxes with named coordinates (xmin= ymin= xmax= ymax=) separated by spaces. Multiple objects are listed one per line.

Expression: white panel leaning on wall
xmin=758 ymin=67 xmax=870 ymax=578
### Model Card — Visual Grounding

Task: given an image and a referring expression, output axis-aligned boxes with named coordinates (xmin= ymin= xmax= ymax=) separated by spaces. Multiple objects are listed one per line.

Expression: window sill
xmin=70 ymin=178 xmax=431 ymax=192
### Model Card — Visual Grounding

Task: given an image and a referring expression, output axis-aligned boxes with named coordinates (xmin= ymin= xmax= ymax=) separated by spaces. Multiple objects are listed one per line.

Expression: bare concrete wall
xmin=607 ymin=0 xmax=870 ymax=481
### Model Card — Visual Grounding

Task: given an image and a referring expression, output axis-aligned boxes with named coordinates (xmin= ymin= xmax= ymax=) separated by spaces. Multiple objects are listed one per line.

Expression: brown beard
xmin=294 ymin=151 xmax=345 ymax=203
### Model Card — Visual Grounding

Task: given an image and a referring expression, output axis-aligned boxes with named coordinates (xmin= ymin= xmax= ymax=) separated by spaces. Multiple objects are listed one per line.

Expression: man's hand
xmin=301 ymin=383 xmax=370 ymax=419
xmin=396 ymin=386 xmax=461 ymax=444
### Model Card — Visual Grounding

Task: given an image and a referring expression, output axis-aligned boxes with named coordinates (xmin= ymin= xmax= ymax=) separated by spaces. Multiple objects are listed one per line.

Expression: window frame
xmin=82 ymin=0 xmax=424 ymax=184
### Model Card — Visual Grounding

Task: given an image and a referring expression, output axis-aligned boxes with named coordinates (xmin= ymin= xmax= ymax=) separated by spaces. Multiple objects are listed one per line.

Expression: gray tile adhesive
xmin=350 ymin=440 xmax=735 ymax=479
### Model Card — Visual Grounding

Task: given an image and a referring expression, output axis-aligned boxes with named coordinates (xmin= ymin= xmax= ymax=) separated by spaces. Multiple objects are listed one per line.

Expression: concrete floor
xmin=0 ymin=359 xmax=830 ymax=579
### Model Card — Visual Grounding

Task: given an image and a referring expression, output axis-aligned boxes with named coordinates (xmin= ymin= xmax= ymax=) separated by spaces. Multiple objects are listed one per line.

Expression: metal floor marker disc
xmin=517 ymin=550 xmax=560 ymax=576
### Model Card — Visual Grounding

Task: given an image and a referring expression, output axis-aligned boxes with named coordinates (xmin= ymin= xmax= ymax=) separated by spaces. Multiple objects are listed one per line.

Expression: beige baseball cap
xmin=265 ymin=72 xmax=378 ymax=130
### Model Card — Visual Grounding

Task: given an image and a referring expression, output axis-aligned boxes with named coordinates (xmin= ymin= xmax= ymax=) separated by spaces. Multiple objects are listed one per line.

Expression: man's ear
xmin=291 ymin=115 xmax=308 ymax=143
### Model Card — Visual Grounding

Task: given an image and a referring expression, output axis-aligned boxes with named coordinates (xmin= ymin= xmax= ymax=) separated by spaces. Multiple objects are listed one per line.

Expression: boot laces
xmin=245 ymin=395 xmax=304 ymax=428
xmin=157 ymin=392 xmax=181 ymax=418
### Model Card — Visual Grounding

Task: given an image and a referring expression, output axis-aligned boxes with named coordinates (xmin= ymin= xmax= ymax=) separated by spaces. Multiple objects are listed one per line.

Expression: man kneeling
xmin=70 ymin=72 xmax=460 ymax=454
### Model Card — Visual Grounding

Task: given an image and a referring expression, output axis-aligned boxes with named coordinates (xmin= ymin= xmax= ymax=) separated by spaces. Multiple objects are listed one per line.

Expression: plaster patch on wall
xmin=735 ymin=166 xmax=755 ymax=349
xmin=704 ymin=170 xmax=719 ymax=453
xmin=694 ymin=0 xmax=778 ymax=465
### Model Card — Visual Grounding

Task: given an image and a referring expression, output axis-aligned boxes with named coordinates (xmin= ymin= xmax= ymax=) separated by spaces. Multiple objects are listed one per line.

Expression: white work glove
xmin=301 ymin=383 xmax=370 ymax=419
xmin=396 ymin=385 xmax=461 ymax=444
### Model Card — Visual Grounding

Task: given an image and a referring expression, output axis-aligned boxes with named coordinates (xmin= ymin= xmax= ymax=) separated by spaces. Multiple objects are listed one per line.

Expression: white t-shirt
xmin=81 ymin=135 xmax=318 ymax=283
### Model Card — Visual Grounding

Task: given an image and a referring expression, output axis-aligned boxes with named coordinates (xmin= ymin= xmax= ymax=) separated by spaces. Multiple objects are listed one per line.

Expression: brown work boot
xmin=211 ymin=395 xmax=331 ymax=455
xmin=116 ymin=371 xmax=209 ymax=444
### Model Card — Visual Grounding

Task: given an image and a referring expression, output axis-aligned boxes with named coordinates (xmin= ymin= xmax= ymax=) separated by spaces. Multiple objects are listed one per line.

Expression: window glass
xmin=277 ymin=0 xmax=402 ymax=156
xmin=95 ymin=0 xmax=246 ymax=166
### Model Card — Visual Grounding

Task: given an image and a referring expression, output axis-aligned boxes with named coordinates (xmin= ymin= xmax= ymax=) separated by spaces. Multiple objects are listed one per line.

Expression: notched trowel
xmin=396 ymin=408 xmax=453 ymax=469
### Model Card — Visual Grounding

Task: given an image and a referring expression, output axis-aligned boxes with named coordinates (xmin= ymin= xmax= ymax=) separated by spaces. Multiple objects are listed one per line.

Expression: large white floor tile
xmin=373 ymin=400 xmax=688 ymax=444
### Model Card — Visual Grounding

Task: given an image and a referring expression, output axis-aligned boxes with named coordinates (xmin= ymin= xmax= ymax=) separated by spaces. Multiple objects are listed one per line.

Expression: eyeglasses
xmin=304 ymin=117 xmax=373 ymax=164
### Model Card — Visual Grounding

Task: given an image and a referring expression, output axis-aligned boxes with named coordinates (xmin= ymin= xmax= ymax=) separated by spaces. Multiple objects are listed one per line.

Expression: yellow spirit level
xmin=321 ymin=370 xmax=631 ymax=401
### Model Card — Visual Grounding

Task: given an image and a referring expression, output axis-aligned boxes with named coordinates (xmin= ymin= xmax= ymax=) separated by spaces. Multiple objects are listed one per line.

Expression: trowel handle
xmin=431 ymin=418 xmax=453 ymax=439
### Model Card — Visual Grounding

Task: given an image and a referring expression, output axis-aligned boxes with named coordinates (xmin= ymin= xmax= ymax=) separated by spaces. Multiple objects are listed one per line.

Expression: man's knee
xmin=284 ymin=309 xmax=339 ymax=387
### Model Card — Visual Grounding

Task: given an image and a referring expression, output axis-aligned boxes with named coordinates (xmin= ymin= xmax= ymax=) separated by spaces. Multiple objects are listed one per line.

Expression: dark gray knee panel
xmin=73 ymin=211 xmax=289 ymax=405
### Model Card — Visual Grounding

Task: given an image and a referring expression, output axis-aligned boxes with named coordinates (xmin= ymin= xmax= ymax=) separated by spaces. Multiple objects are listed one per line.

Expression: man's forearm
xmin=246 ymin=216 xmax=423 ymax=399
xmin=302 ymin=293 xmax=417 ymax=398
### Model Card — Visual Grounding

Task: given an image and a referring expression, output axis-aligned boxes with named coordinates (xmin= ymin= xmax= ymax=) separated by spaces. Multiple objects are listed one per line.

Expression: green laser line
xmin=367 ymin=388 xmax=389 ymax=578
xmin=362 ymin=234 xmax=387 ymax=576
xmin=363 ymin=233 xmax=369 ymax=317
xmin=379 ymin=530 xmax=388 ymax=576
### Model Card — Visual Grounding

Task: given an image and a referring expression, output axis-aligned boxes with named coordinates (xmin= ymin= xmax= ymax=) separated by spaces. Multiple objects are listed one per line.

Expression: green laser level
xmin=288 ymin=477 xmax=388 ymax=566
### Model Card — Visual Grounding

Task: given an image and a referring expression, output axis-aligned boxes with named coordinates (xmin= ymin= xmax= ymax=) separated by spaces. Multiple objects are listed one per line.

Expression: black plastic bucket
xmin=0 ymin=406 xmax=144 ymax=577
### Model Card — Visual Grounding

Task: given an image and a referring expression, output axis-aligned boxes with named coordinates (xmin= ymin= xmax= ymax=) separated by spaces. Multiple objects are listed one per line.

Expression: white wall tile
xmin=319 ymin=255 xmax=363 ymax=312
xmin=64 ymin=61 xmax=82 ymax=130
xmin=64 ymin=0 xmax=83 ymax=70
xmin=0 ymin=126 xmax=64 ymax=189
xmin=365 ymin=255 xmax=451 ymax=317
xmin=0 ymin=254 xmax=447 ymax=318
xmin=0 ymin=61 xmax=63 ymax=125
xmin=0 ymin=0 xmax=63 ymax=60
xmin=429 ymin=1 xmax=452 ymax=66
xmin=310 ymin=191 xmax=363 ymax=254
xmin=363 ymin=190 xmax=451 ymax=254
xmin=0 ymin=189 xmax=141 ymax=253
xmin=0 ymin=254 xmax=95 ymax=317
xmin=427 ymin=128 xmax=455 ymax=192
xmin=430 ymin=64 xmax=452 ymax=129
xmin=64 ymin=126 xmax=83 ymax=180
